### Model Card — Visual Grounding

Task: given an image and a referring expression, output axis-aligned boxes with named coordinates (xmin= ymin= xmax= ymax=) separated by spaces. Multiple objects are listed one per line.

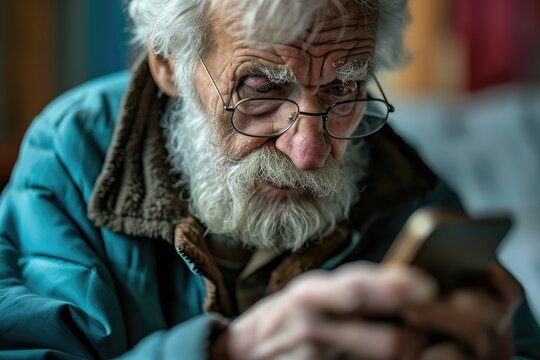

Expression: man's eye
xmin=250 ymin=83 xmax=275 ymax=93
xmin=236 ymin=75 xmax=287 ymax=100
xmin=322 ymin=81 xmax=358 ymax=99
xmin=328 ymin=85 xmax=350 ymax=96
xmin=242 ymin=76 xmax=276 ymax=93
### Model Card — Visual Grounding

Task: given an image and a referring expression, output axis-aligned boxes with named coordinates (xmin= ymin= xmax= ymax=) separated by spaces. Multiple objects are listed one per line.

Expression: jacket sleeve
xmin=115 ymin=315 xmax=228 ymax=360
xmin=0 ymin=181 xmax=227 ymax=360
xmin=0 ymin=107 xmax=226 ymax=359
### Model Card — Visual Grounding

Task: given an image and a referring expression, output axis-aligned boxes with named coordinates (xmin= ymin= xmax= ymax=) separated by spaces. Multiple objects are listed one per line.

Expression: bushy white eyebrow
xmin=249 ymin=57 xmax=371 ymax=85
xmin=335 ymin=58 xmax=373 ymax=82
xmin=258 ymin=65 xmax=297 ymax=84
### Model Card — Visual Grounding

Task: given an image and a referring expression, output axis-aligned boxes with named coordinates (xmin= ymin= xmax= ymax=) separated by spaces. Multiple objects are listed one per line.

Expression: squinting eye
xmin=328 ymin=86 xmax=350 ymax=96
xmin=242 ymin=75 xmax=276 ymax=93
xmin=322 ymin=80 xmax=358 ymax=98
xmin=251 ymin=82 xmax=275 ymax=93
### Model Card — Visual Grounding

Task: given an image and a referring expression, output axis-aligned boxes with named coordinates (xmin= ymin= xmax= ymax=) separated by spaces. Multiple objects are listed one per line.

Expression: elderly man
xmin=0 ymin=0 xmax=539 ymax=359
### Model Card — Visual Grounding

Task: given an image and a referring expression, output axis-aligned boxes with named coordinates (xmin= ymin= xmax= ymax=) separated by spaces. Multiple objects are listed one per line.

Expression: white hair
xmin=336 ymin=58 xmax=373 ymax=81
xmin=128 ymin=0 xmax=410 ymax=91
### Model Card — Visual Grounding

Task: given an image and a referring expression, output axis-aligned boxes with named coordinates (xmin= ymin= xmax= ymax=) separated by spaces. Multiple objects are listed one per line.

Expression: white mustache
xmin=226 ymin=146 xmax=344 ymax=199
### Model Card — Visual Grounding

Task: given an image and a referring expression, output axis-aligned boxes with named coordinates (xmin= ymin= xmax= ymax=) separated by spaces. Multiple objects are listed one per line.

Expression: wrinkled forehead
xmin=207 ymin=0 xmax=379 ymax=82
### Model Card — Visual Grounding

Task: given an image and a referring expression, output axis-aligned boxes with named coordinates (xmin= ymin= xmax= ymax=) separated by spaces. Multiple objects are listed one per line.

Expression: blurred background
xmin=0 ymin=0 xmax=539 ymax=319
xmin=380 ymin=0 xmax=540 ymax=323
xmin=0 ymin=0 xmax=130 ymax=190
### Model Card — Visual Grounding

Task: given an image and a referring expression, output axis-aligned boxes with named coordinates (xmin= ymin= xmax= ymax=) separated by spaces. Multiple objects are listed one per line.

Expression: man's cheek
xmin=222 ymin=135 xmax=271 ymax=161
xmin=330 ymin=140 xmax=349 ymax=161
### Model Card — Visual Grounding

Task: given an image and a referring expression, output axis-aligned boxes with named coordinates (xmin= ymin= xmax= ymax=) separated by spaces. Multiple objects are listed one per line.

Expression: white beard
xmin=161 ymin=97 xmax=369 ymax=252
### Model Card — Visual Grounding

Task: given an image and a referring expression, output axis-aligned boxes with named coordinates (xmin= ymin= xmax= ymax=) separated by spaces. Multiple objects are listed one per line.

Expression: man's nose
xmin=274 ymin=97 xmax=332 ymax=171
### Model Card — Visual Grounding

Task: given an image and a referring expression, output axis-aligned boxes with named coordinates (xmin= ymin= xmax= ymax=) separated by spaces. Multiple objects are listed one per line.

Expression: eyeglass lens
xmin=232 ymin=99 xmax=388 ymax=139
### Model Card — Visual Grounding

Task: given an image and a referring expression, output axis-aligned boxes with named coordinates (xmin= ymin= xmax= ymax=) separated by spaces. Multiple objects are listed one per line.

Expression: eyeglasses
xmin=198 ymin=57 xmax=395 ymax=139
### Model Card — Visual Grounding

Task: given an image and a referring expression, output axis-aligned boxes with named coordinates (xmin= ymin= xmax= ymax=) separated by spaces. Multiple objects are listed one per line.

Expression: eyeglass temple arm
xmin=198 ymin=56 xmax=228 ymax=108
xmin=372 ymin=75 xmax=395 ymax=113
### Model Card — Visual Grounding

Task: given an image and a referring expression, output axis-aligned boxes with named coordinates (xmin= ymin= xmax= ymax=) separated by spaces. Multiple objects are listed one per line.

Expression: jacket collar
xmin=88 ymin=56 xmax=185 ymax=241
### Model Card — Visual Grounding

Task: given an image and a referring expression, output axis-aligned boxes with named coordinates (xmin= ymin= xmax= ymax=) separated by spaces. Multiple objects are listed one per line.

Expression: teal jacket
xmin=1 ymin=59 xmax=539 ymax=359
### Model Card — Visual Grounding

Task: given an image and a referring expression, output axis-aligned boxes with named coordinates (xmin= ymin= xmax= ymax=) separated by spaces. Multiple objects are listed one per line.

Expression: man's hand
xmin=404 ymin=265 xmax=523 ymax=359
xmin=212 ymin=263 xmax=522 ymax=360
xmin=217 ymin=263 xmax=436 ymax=359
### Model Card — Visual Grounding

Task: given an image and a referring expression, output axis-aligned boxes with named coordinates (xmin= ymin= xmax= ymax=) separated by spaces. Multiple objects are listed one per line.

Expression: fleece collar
xmin=87 ymin=57 xmax=437 ymax=315
xmin=88 ymin=57 xmax=184 ymax=241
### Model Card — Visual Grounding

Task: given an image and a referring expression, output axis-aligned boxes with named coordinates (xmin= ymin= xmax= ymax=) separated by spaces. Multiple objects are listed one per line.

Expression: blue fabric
xmin=117 ymin=314 xmax=229 ymax=360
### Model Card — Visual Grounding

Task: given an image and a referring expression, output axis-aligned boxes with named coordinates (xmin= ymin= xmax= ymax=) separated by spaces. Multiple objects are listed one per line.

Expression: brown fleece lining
xmin=173 ymin=215 xmax=234 ymax=316
xmin=88 ymin=56 xmax=184 ymax=242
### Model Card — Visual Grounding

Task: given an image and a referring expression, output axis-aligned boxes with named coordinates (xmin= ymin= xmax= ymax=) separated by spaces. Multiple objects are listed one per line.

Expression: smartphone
xmin=383 ymin=207 xmax=512 ymax=293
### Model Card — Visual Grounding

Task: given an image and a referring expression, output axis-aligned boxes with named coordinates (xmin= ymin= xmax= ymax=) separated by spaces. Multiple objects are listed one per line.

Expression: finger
xmin=420 ymin=342 xmax=471 ymax=360
xmin=315 ymin=320 xmax=428 ymax=360
xmin=284 ymin=263 xmax=438 ymax=315
xmin=253 ymin=318 xmax=427 ymax=360
xmin=487 ymin=264 xmax=523 ymax=326
xmin=488 ymin=265 xmax=523 ymax=300
xmin=405 ymin=289 xmax=505 ymax=357
xmin=273 ymin=345 xmax=318 ymax=360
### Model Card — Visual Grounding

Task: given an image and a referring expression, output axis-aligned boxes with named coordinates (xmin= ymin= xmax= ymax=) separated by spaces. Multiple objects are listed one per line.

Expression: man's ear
xmin=148 ymin=51 xmax=179 ymax=97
